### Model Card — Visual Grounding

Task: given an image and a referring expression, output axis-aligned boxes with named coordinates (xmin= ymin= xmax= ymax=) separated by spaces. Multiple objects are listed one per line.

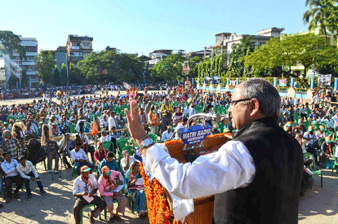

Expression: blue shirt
xmin=99 ymin=158 xmax=120 ymax=175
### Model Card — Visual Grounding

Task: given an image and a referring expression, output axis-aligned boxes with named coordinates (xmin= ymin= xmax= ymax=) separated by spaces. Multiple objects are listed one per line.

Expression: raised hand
xmin=125 ymin=98 xmax=148 ymax=147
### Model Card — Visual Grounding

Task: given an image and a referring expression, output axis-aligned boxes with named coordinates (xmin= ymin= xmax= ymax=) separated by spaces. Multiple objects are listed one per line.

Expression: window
xmin=71 ymin=52 xmax=82 ymax=57
xmin=83 ymin=42 xmax=90 ymax=48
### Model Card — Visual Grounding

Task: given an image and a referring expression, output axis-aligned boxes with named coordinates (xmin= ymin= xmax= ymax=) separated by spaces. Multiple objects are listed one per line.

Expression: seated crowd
xmin=0 ymin=85 xmax=335 ymax=222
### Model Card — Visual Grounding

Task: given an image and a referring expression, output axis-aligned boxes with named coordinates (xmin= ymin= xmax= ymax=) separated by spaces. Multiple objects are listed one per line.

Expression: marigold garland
xmin=140 ymin=162 xmax=172 ymax=224
xmin=140 ymin=133 xmax=229 ymax=224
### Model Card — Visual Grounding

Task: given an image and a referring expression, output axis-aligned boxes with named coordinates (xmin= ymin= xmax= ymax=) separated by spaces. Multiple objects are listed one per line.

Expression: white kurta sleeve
xmin=145 ymin=141 xmax=256 ymax=199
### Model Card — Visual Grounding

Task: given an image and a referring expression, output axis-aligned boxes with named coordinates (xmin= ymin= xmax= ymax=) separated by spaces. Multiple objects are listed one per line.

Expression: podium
xmin=166 ymin=133 xmax=231 ymax=224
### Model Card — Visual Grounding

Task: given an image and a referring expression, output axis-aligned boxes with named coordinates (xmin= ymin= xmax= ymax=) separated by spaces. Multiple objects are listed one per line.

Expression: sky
xmin=0 ymin=0 xmax=309 ymax=57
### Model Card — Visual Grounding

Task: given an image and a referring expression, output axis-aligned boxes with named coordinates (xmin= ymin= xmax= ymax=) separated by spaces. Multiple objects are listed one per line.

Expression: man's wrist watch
xmin=140 ymin=138 xmax=154 ymax=150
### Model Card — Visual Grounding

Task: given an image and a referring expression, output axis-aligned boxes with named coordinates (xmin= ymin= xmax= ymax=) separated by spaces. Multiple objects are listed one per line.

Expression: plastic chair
xmin=148 ymin=134 xmax=158 ymax=143
xmin=102 ymin=141 xmax=114 ymax=153
xmin=70 ymin=124 xmax=76 ymax=133
xmin=80 ymin=204 xmax=106 ymax=224
xmin=303 ymin=152 xmax=323 ymax=188
xmin=117 ymin=138 xmax=129 ymax=150
xmin=331 ymin=146 xmax=338 ymax=175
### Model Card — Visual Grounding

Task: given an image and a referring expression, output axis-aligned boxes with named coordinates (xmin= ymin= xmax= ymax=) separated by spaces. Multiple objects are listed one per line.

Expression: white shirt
xmin=16 ymin=160 xmax=39 ymax=179
xmin=73 ymin=174 xmax=98 ymax=195
xmin=100 ymin=135 xmax=111 ymax=143
xmin=332 ymin=115 xmax=338 ymax=128
xmin=108 ymin=116 xmax=116 ymax=130
xmin=79 ymin=133 xmax=90 ymax=145
xmin=71 ymin=149 xmax=88 ymax=161
xmin=1 ymin=159 xmax=19 ymax=177
xmin=162 ymin=130 xmax=173 ymax=142
xmin=315 ymin=131 xmax=326 ymax=140
xmin=188 ymin=107 xmax=196 ymax=117
xmin=144 ymin=141 xmax=255 ymax=210
xmin=174 ymin=123 xmax=185 ymax=139
xmin=303 ymin=132 xmax=315 ymax=145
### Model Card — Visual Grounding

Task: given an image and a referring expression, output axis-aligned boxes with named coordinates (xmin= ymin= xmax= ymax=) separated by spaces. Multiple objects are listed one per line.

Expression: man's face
xmin=107 ymin=157 xmax=113 ymax=163
xmin=228 ymin=84 xmax=252 ymax=130
xmin=19 ymin=159 xmax=26 ymax=166
xmin=123 ymin=151 xmax=129 ymax=159
xmin=82 ymin=171 xmax=89 ymax=178
xmin=5 ymin=153 xmax=11 ymax=161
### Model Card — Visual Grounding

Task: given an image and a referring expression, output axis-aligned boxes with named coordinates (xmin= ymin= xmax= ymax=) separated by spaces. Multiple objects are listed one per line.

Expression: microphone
xmin=187 ymin=113 xmax=230 ymax=129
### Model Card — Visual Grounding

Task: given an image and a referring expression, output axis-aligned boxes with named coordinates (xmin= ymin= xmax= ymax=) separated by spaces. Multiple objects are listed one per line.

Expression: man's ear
xmin=249 ymin=98 xmax=261 ymax=117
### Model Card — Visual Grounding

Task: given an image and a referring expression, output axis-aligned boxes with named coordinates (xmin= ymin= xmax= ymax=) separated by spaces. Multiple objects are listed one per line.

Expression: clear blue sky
xmin=1 ymin=0 xmax=309 ymax=56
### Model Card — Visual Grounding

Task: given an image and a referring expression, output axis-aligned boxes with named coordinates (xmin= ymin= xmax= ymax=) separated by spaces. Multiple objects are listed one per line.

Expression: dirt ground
xmin=0 ymin=162 xmax=149 ymax=224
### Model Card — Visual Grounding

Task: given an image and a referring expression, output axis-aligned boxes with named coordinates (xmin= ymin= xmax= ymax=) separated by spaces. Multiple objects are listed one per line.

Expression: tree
xmin=61 ymin=63 xmax=68 ymax=86
xmin=0 ymin=30 xmax=26 ymax=59
xmin=35 ymin=51 xmax=55 ymax=84
xmin=53 ymin=65 xmax=60 ymax=86
xmin=151 ymin=54 xmax=185 ymax=82
xmin=77 ymin=50 xmax=144 ymax=84
xmin=21 ymin=69 xmax=29 ymax=88
xmin=244 ymin=33 xmax=335 ymax=77
xmin=7 ymin=75 xmax=19 ymax=89
xmin=303 ymin=0 xmax=335 ymax=43
xmin=226 ymin=36 xmax=255 ymax=77
xmin=68 ymin=62 xmax=84 ymax=85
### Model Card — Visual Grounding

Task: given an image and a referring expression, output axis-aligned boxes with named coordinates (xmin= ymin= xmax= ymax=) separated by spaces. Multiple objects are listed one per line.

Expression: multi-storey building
xmin=42 ymin=46 xmax=68 ymax=74
xmin=4 ymin=36 xmax=39 ymax=87
xmin=148 ymin=49 xmax=185 ymax=68
xmin=66 ymin=35 xmax=93 ymax=65
xmin=206 ymin=27 xmax=284 ymax=56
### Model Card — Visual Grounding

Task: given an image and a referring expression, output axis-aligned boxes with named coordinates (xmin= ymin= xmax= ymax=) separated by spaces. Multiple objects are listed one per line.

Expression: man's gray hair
xmin=241 ymin=79 xmax=281 ymax=118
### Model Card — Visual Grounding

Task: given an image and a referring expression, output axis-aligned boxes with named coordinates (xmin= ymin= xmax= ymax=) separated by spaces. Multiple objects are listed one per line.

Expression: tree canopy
xmin=244 ymin=33 xmax=338 ymax=77
xmin=151 ymin=54 xmax=185 ymax=82
xmin=0 ymin=30 xmax=26 ymax=59
xmin=35 ymin=51 xmax=55 ymax=84
xmin=76 ymin=50 xmax=144 ymax=84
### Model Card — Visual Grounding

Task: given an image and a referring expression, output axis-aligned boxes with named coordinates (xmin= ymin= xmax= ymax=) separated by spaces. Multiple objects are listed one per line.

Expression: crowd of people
xmin=0 ymin=82 xmax=336 ymax=223
xmin=0 ymin=85 xmax=97 ymax=100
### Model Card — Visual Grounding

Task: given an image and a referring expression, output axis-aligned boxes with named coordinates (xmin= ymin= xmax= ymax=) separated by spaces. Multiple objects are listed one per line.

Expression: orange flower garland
xmin=140 ymin=162 xmax=172 ymax=224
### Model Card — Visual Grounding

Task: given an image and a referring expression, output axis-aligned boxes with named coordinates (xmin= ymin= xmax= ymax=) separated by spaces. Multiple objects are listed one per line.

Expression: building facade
xmin=148 ymin=49 xmax=185 ymax=68
xmin=4 ymin=36 xmax=39 ymax=87
xmin=206 ymin=27 xmax=284 ymax=56
xmin=66 ymin=35 xmax=93 ymax=65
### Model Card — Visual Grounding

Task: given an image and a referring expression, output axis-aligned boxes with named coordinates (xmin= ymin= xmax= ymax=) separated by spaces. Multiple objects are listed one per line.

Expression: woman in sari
xmin=124 ymin=161 xmax=147 ymax=217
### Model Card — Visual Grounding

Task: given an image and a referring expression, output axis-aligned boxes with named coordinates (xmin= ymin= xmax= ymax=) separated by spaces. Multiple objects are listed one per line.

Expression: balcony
xmin=26 ymin=52 xmax=37 ymax=57
xmin=27 ymin=70 xmax=36 ymax=75
xmin=22 ymin=61 xmax=35 ymax=66
xmin=71 ymin=46 xmax=80 ymax=50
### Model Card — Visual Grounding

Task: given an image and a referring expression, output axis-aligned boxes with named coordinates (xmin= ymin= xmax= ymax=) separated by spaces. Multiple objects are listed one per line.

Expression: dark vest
xmin=213 ymin=117 xmax=303 ymax=224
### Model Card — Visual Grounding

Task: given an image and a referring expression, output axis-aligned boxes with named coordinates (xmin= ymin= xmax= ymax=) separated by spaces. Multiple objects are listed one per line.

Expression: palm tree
xmin=303 ymin=0 xmax=335 ymax=42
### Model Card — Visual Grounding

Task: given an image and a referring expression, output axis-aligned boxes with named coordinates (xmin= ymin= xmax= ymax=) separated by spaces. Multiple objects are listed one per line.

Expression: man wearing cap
xmin=73 ymin=165 xmax=106 ymax=224
xmin=1 ymin=153 xmax=23 ymax=203
xmin=320 ymin=136 xmax=336 ymax=166
xmin=16 ymin=155 xmax=47 ymax=200
xmin=98 ymin=166 xmax=127 ymax=223
xmin=71 ymin=143 xmax=94 ymax=176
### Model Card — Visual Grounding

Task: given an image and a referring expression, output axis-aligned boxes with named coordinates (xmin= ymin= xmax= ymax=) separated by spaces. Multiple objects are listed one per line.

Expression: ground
xmin=0 ymin=91 xmax=337 ymax=224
